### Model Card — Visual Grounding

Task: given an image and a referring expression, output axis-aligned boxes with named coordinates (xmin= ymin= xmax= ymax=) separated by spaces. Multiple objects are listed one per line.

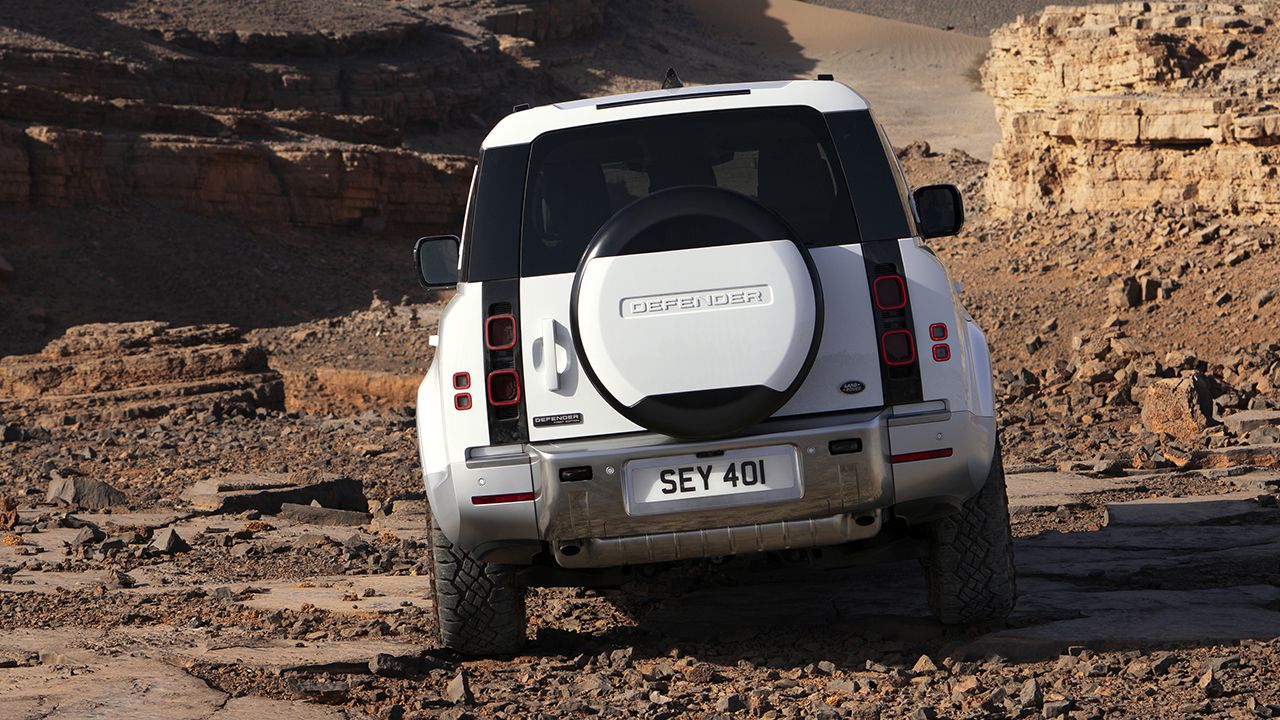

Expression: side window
xmin=456 ymin=165 xmax=479 ymax=277
xmin=461 ymin=145 xmax=530 ymax=282
xmin=520 ymin=107 xmax=863 ymax=277
xmin=875 ymin=121 xmax=919 ymax=239
xmin=824 ymin=110 xmax=913 ymax=243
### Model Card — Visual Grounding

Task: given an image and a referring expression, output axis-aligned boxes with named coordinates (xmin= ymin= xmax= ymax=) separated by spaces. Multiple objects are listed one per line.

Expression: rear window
xmin=520 ymin=106 xmax=861 ymax=277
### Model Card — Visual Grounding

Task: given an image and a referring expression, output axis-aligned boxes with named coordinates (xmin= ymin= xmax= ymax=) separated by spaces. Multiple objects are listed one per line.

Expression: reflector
xmin=472 ymin=492 xmax=535 ymax=505
xmin=891 ymin=448 xmax=953 ymax=463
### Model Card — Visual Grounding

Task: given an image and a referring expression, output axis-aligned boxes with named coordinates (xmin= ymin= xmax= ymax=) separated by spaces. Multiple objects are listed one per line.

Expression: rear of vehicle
xmin=416 ymin=80 xmax=1013 ymax=655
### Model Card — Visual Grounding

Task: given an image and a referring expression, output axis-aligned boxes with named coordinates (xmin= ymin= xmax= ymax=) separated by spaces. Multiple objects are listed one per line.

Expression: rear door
xmin=517 ymin=106 xmax=899 ymax=442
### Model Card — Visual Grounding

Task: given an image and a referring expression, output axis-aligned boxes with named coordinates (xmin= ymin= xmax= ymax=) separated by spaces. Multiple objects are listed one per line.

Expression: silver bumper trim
xmin=553 ymin=510 xmax=883 ymax=568
xmin=529 ymin=408 xmax=894 ymax=549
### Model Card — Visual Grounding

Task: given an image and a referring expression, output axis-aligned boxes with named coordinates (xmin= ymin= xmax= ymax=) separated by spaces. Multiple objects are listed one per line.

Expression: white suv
xmin=414 ymin=79 xmax=1014 ymax=655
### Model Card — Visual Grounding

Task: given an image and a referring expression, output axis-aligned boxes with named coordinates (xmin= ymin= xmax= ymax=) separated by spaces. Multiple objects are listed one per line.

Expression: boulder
xmin=182 ymin=473 xmax=366 ymax=514
xmin=280 ymin=502 xmax=371 ymax=527
xmin=1141 ymin=376 xmax=1215 ymax=442
xmin=1108 ymin=278 xmax=1142 ymax=309
xmin=45 ymin=475 xmax=126 ymax=510
xmin=0 ymin=496 xmax=16 ymax=529
xmin=151 ymin=527 xmax=190 ymax=554
xmin=1222 ymin=409 xmax=1280 ymax=437
xmin=445 ymin=669 xmax=474 ymax=705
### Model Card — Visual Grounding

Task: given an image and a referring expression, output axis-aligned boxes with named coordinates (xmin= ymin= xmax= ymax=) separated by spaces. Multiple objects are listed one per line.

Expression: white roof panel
xmin=482 ymin=80 xmax=870 ymax=149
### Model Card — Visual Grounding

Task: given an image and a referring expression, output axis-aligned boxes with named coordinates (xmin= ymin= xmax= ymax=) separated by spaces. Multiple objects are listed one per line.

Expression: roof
xmin=481 ymin=79 xmax=871 ymax=149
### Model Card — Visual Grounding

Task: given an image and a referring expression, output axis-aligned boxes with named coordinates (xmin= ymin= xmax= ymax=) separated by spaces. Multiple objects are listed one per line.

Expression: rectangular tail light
xmin=485 ymin=314 xmax=517 ymax=350
xmin=881 ymin=329 xmax=916 ymax=366
xmin=487 ymin=369 xmax=521 ymax=406
xmin=873 ymin=275 xmax=907 ymax=310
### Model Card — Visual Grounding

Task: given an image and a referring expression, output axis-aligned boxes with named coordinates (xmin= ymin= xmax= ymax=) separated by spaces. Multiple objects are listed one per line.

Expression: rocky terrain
xmin=3 ymin=1 xmax=1280 ymax=719
xmin=0 ymin=0 xmax=602 ymax=356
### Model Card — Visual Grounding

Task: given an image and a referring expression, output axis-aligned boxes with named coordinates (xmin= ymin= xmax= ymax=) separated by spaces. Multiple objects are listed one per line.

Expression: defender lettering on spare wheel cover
xmin=570 ymin=186 xmax=823 ymax=439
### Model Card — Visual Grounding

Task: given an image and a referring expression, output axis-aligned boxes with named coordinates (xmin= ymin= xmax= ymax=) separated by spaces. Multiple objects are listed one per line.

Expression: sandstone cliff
xmin=983 ymin=2 xmax=1280 ymax=217
xmin=0 ymin=0 xmax=604 ymax=232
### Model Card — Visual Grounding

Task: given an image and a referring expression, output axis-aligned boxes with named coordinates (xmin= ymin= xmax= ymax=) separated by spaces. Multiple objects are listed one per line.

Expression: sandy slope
xmin=685 ymin=0 xmax=999 ymax=158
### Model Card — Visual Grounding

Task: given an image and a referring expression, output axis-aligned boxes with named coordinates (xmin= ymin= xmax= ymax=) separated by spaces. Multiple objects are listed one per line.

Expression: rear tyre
xmin=924 ymin=447 xmax=1017 ymax=625
xmin=428 ymin=520 xmax=527 ymax=656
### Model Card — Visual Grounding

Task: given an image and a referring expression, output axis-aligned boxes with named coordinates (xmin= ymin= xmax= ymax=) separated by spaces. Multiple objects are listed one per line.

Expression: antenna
xmin=661 ymin=68 xmax=683 ymax=90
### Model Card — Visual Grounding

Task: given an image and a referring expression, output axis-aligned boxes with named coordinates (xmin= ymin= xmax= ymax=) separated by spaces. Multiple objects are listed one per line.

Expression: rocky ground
xmin=4 ymin=1 xmax=1280 ymax=718
xmin=3 ymin=405 xmax=1280 ymax=718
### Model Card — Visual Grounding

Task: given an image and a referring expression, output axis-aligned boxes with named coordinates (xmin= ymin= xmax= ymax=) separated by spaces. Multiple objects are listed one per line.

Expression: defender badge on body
xmin=533 ymin=413 xmax=584 ymax=427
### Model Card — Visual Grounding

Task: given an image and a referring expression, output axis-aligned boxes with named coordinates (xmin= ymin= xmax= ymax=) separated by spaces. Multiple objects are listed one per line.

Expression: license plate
xmin=624 ymin=445 xmax=802 ymax=517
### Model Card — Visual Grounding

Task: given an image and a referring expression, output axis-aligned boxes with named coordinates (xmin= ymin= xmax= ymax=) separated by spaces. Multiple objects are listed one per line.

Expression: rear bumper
xmin=428 ymin=407 xmax=995 ymax=568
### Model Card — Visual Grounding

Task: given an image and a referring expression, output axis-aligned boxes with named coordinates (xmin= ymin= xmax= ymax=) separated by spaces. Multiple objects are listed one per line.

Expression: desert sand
xmin=686 ymin=0 xmax=999 ymax=158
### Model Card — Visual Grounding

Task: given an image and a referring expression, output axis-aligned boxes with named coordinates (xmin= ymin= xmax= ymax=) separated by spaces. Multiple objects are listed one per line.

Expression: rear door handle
xmin=541 ymin=318 xmax=560 ymax=392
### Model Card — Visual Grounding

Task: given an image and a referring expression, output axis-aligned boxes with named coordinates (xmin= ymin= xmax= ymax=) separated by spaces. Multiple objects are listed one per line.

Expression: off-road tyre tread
xmin=925 ymin=447 xmax=1017 ymax=625
xmin=428 ymin=521 xmax=527 ymax=656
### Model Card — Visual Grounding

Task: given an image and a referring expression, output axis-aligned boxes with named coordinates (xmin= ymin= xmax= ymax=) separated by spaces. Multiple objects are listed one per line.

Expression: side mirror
xmin=414 ymin=235 xmax=460 ymax=289
xmin=913 ymin=184 xmax=964 ymax=239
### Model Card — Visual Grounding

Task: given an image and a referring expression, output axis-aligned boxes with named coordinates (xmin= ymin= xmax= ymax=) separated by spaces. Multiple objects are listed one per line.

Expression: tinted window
xmin=461 ymin=145 xmax=529 ymax=282
xmin=824 ymin=111 xmax=913 ymax=242
xmin=520 ymin=107 xmax=861 ymax=277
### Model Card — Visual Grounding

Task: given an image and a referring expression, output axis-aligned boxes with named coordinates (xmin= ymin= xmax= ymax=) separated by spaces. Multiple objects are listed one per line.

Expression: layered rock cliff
xmin=0 ymin=0 xmax=604 ymax=232
xmin=983 ymin=2 xmax=1280 ymax=217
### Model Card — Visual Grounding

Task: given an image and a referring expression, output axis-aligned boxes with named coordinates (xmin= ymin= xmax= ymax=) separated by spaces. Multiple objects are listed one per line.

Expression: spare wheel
xmin=570 ymin=186 xmax=823 ymax=440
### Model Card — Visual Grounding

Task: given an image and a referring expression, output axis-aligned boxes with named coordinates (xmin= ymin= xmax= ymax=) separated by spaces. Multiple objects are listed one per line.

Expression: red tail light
xmin=891 ymin=448 xmax=953 ymax=463
xmin=485 ymin=314 xmax=517 ymax=350
xmin=881 ymin=329 xmax=916 ymax=366
xmin=873 ymin=275 xmax=907 ymax=310
xmin=487 ymin=369 xmax=521 ymax=406
xmin=454 ymin=393 xmax=472 ymax=411
xmin=929 ymin=323 xmax=948 ymax=341
xmin=453 ymin=372 xmax=471 ymax=390
xmin=932 ymin=344 xmax=950 ymax=362
xmin=472 ymin=491 xmax=535 ymax=505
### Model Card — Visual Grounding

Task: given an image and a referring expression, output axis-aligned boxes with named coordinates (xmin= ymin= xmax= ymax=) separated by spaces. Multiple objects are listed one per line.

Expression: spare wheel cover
xmin=569 ymin=186 xmax=823 ymax=440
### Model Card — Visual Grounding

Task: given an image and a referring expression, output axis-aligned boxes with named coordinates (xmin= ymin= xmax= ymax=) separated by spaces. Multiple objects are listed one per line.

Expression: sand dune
xmin=685 ymin=0 xmax=999 ymax=158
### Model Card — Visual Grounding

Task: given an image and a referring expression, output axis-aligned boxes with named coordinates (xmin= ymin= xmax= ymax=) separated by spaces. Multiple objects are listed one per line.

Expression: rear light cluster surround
xmin=862 ymin=247 xmax=924 ymax=406
xmin=479 ymin=282 xmax=529 ymax=444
